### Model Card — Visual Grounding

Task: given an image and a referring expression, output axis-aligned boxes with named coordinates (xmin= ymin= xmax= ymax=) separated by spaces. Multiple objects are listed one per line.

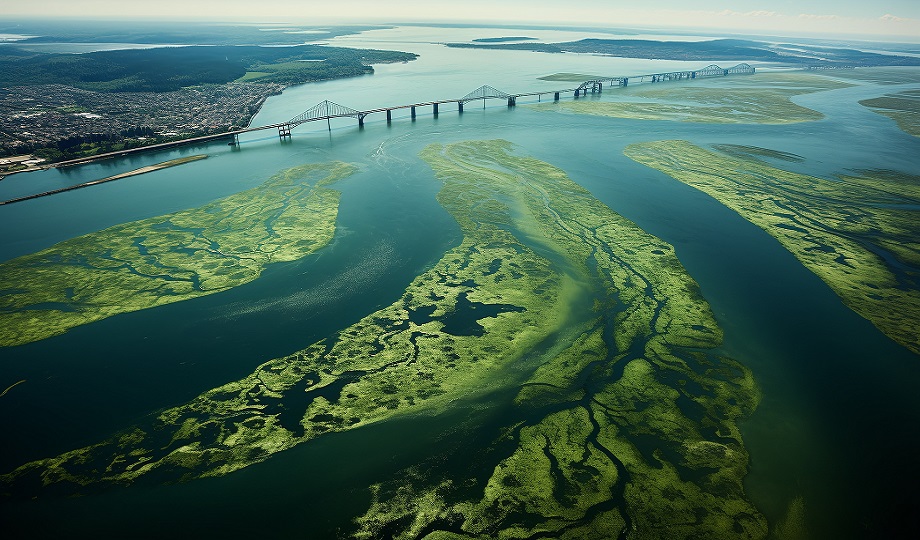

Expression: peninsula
xmin=0 ymin=44 xmax=417 ymax=163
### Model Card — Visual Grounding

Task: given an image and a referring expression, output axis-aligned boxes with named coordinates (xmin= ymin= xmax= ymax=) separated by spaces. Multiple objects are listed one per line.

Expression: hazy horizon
xmin=2 ymin=1 xmax=919 ymax=41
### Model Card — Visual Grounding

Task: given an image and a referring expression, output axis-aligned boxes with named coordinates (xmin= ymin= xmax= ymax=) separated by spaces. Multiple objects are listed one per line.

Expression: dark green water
xmin=1 ymin=26 xmax=918 ymax=539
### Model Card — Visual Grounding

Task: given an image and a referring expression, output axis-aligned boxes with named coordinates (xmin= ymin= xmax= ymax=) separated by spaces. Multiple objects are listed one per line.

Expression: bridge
xmin=35 ymin=62 xmax=756 ymax=171
xmin=260 ymin=63 xmax=755 ymax=140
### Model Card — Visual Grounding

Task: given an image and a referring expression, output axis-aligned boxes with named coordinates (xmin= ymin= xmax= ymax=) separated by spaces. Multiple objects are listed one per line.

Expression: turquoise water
xmin=1 ymin=26 xmax=919 ymax=538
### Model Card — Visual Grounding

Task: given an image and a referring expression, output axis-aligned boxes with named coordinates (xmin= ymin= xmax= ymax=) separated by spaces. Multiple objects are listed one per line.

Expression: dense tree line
xmin=0 ymin=45 xmax=417 ymax=92
xmin=1 ymin=126 xmax=181 ymax=161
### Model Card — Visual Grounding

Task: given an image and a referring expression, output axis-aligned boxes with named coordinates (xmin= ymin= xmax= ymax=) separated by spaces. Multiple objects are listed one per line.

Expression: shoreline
xmin=0 ymin=154 xmax=208 ymax=205
xmin=1 ymin=75 xmax=316 ymax=179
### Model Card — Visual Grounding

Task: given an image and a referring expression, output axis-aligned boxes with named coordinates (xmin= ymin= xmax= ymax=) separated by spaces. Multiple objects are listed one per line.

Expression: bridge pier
xmin=386 ymin=109 xmax=392 ymax=123
xmin=575 ymin=89 xmax=580 ymax=98
xmin=554 ymin=92 xmax=560 ymax=101
xmin=622 ymin=78 xmax=628 ymax=87
xmin=458 ymin=102 xmax=463 ymax=113
xmin=598 ymin=82 xmax=602 ymax=93
xmin=507 ymin=97 xmax=515 ymax=107
xmin=411 ymin=106 xmax=416 ymax=120
xmin=433 ymin=103 xmax=439 ymax=116
xmin=278 ymin=124 xmax=292 ymax=139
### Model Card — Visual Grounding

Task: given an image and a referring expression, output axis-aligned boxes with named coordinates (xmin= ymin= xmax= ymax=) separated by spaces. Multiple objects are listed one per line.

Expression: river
xmin=0 ymin=25 xmax=918 ymax=538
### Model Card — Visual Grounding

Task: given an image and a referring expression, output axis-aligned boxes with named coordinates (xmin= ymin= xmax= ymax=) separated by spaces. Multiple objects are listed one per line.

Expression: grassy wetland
xmin=0 ymin=161 xmax=353 ymax=347
xmin=860 ymin=89 xmax=920 ymax=137
xmin=625 ymin=140 xmax=920 ymax=355
xmin=535 ymin=72 xmax=852 ymax=124
xmin=1 ymin=140 xmax=766 ymax=538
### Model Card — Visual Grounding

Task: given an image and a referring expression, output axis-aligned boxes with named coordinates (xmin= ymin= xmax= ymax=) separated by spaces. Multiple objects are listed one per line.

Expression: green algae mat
xmin=625 ymin=140 xmax=920 ymax=356
xmin=2 ymin=140 xmax=768 ymax=539
xmin=534 ymin=72 xmax=852 ymax=124
xmin=0 ymin=161 xmax=354 ymax=347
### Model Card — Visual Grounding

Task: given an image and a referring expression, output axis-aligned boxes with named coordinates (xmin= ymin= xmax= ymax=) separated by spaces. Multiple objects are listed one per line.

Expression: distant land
xmin=447 ymin=38 xmax=920 ymax=67
xmin=0 ymin=41 xmax=417 ymax=162
xmin=472 ymin=36 xmax=537 ymax=43
xmin=0 ymin=45 xmax=417 ymax=92
xmin=0 ymin=19 xmax=384 ymax=46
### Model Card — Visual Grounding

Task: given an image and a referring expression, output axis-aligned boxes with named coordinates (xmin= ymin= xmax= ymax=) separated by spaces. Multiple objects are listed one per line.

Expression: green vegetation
xmin=860 ymin=89 xmax=920 ymax=137
xmin=0 ymin=161 xmax=353 ymax=346
xmin=2 ymin=140 xmax=765 ymax=539
xmin=536 ymin=73 xmax=852 ymax=124
xmin=0 ymin=380 xmax=26 ymax=398
xmin=710 ymin=144 xmax=805 ymax=163
xmin=0 ymin=45 xmax=417 ymax=92
xmin=625 ymin=140 xmax=920 ymax=355
xmin=233 ymin=59 xmax=372 ymax=86
xmin=0 ymin=19 xmax=383 ymax=46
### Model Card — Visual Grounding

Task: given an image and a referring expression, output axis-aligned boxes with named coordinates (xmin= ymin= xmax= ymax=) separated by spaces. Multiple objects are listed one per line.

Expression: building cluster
xmin=0 ymin=82 xmax=284 ymax=155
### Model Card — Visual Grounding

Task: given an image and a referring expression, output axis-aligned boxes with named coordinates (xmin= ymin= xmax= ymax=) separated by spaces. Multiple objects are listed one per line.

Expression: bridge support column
xmin=598 ymin=82 xmax=602 ymax=93
xmin=278 ymin=124 xmax=292 ymax=139
xmin=458 ymin=102 xmax=463 ymax=113
xmin=554 ymin=92 xmax=560 ymax=101
xmin=575 ymin=89 xmax=580 ymax=98
xmin=386 ymin=109 xmax=392 ymax=123
xmin=433 ymin=103 xmax=439 ymax=116
xmin=358 ymin=115 xmax=364 ymax=128
xmin=622 ymin=78 xmax=628 ymax=87
xmin=411 ymin=106 xmax=416 ymax=120
xmin=507 ymin=97 xmax=515 ymax=107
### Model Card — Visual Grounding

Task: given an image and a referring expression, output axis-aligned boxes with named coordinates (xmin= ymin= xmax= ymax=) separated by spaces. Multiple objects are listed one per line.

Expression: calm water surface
xmin=1 ymin=26 xmax=918 ymax=538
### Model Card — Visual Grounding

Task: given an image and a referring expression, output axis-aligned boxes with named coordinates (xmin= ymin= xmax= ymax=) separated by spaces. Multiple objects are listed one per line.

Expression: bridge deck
xmin=30 ymin=63 xmax=755 ymax=173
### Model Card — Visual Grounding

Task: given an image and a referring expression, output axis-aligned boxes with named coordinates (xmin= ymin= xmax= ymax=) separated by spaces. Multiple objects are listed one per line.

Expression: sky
xmin=3 ymin=0 xmax=920 ymax=39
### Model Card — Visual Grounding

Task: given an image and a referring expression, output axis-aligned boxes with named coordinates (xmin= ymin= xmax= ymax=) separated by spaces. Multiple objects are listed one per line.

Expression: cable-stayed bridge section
xmin=266 ymin=63 xmax=756 ymax=138
xmin=45 ymin=62 xmax=756 ymax=166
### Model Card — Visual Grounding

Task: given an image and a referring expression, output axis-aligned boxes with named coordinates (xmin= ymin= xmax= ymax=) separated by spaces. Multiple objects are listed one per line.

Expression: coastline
xmin=0 ymin=87 xmax=279 ymax=181
xmin=0 ymin=154 xmax=207 ymax=205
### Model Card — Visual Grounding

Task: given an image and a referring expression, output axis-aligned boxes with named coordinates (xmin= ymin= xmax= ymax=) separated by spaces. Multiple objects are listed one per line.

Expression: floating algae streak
xmin=0 ymin=161 xmax=354 ymax=346
xmin=0 ymin=380 xmax=25 ymax=398
xmin=2 ymin=140 xmax=769 ymax=539
xmin=0 ymin=155 xmax=209 ymax=205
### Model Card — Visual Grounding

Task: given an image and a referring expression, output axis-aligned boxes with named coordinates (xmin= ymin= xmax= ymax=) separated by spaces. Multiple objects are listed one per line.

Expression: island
xmin=534 ymin=72 xmax=853 ymax=124
xmin=472 ymin=36 xmax=537 ymax=43
xmin=0 ymin=161 xmax=355 ymax=346
xmin=446 ymin=37 xmax=920 ymax=67
xmin=860 ymin=89 xmax=920 ymax=137
xmin=2 ymin=140 xmax=768 ymax=539
xmin=625 ymin=140 xmax=920 ymax=355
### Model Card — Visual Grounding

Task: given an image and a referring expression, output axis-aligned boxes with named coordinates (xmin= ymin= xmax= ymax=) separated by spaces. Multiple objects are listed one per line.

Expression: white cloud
xmin=880 ymin=14 xmax=910 ymax=23
xmin=716 ymin=9 xmax=779 ymax=18
xmin=798 ymin=14 xmax=841 ymax=21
